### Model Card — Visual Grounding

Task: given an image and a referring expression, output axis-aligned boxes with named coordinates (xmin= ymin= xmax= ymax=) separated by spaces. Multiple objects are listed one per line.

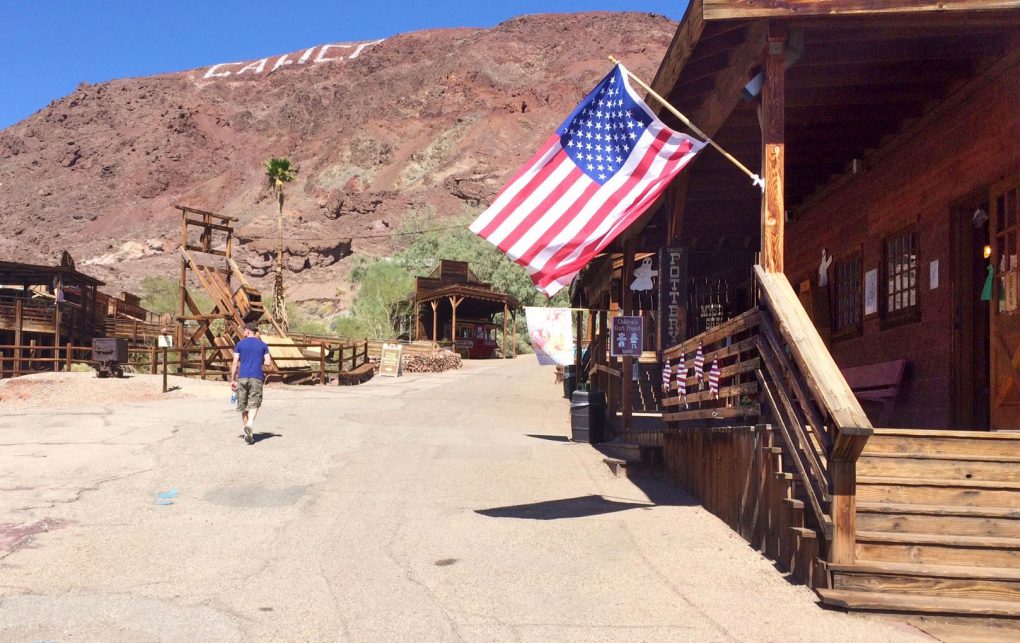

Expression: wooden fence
xmin=0 ymin=339 xmax=371 ymax=386
xmin=660 ymin=265 xmax=874 ymax=583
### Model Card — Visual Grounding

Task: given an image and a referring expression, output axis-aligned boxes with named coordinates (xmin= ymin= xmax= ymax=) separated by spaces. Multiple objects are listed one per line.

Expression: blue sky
xmin=1 ymin=1 xmax=688 ymax=130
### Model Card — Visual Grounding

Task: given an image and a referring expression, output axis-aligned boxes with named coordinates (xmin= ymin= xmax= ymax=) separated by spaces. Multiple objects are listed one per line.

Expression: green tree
xmin=264 ymin=157 xmax=297 ymax=332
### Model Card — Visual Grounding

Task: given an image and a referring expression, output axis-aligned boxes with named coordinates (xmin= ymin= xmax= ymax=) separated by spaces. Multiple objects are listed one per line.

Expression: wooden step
xmin=856 ymin=530 xmax=1020 ymax=567
xmin=857 ymin=476 xmax=1020 ymax=508
xmin=858 ymin=453 xmax=1020 ymax=482
xmin=857 ymin=502 xmax=1020 ymax=538
xmin=865 ymin=429 xmax=1020 ymax=458
xmin=818 ymin=588 xmax=1020 ymax=617
xmin=832 ymin=564 xmax=1020 ymax=603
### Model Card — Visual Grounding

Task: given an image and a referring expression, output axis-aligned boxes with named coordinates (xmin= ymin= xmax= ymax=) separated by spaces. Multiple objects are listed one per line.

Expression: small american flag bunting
xmin=694 ymin=343 xmax=704 ymax=382
xmin=708 ymin=358 xmax=720 ymax=399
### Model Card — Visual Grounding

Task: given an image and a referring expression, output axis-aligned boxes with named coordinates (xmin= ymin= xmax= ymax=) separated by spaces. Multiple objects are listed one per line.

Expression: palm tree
xmin=265 ymin=157 xmax=297 ymax=332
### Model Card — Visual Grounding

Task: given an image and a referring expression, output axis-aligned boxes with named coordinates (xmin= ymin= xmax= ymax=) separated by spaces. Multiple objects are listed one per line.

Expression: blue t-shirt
xmin=234 ymin=337 xmax=270 ymax=380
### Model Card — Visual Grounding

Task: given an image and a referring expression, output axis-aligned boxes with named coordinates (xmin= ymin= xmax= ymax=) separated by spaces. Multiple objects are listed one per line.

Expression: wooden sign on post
xmin=380 ymin=343 xmax=403 ymax=377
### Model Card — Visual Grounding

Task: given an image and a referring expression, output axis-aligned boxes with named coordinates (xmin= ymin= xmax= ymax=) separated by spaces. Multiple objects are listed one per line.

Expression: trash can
xmin=570 ymin=389 xmax=606 ymax=443
xmin=562 ymin=364 xmax=577 ymax=399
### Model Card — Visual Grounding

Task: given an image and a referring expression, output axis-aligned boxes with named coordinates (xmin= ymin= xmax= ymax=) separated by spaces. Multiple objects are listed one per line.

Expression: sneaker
xmin=244 ymin=425 xmax=254 ymax=445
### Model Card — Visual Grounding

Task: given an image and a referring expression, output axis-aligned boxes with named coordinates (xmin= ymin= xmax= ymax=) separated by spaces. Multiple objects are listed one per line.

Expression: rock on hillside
xmin=0 ymin=12 xmax=676 ymax=306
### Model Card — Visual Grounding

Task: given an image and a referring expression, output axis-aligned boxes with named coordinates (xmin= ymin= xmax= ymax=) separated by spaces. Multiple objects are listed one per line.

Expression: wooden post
xmin=503 ymin=302 xmax=509 ymax=358
xmin=149 ymin=344 xmax=157 ymax=374
xmin=830 ymin=460 xmax=857 ymax=565
xmin=598 ymin=307 xmax=608 ymax=396
xmin=414 ymin=302 xmax=420 ymax=341
xmin=760 ymin=24 xmax=786 ymax=273
xmin=320 ymin=341 xmax=326 ymax=385
xmin=511 ymin=312 xmax=517 ymax=357
xmin=162 ymin=346 xmax=168 ymax=393
xmin=450 ymin=296 xmax=463 ymax=349
xmin=575 ymin=310 xmax=583 ymax=383
xmin=52 ymin=304 xmax=62 ymax=372
xmin=430 ymin=300 xmax=439 ymax=345
xmin=621 ymin=240 xmax=636 ymax=433
xmin=65 ymin=343 xmax=73 ymax=372
xmin=200 ymin=345 xmax=207 ymax=380
xmin=14 ymin=299 xmax=22 ymax=377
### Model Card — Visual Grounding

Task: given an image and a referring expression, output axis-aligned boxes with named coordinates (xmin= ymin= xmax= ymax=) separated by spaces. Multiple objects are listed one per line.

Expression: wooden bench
xmin=840 ymin=359 xmax=907 ymax=426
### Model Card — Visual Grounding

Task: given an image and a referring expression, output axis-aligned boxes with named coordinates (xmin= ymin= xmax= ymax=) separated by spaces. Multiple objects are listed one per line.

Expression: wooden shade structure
xmin=409 ymin=260 xmax=520 ymax=358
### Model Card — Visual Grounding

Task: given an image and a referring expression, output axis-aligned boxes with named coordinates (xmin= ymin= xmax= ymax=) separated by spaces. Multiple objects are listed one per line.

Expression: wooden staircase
xmin=820 ymin=428 xmax=1020 ymax=617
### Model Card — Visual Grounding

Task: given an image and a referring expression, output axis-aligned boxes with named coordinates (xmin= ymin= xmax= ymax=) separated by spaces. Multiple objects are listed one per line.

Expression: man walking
xmin=230 ymin=322 xmax=272 ymax=444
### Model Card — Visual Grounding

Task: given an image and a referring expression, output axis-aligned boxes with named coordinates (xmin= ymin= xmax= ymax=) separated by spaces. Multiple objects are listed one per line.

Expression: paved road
xmin=0 ymin=359 xmax=930 ymax=642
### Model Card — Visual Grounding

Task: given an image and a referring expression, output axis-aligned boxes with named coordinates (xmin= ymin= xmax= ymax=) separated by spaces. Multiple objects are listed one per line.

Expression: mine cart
xmin=92 ymin=337 xmax=128 ymax=378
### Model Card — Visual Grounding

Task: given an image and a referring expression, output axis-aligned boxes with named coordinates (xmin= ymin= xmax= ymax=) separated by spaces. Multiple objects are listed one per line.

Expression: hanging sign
xmin=611 ymin=315 xmax=643 ymax=357
xmin=525 ymin=307 xmax=574 ymax=366
xmin=379 ymin=343 xmax=403 ymax=377
xmin=157 ymin=334 xmax=174 ymax=348
xmin=658 ymin=247 xmax=687 ymax=348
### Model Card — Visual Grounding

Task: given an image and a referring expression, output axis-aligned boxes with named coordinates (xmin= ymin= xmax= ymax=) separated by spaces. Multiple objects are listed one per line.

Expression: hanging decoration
xmin=981 ymin=263 xmax=994 ymax=302
xmin=678 ymin=358 xmax=688 ymax=402
xmin=661 ymin=360 xmax=672 ymax=394
xmin=694 ymin=343 xmax=705 ymax=382
xmin=709 ymin=358 xmax=720 ymax=399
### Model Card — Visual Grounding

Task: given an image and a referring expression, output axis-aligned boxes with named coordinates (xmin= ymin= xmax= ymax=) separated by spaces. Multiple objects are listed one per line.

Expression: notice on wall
xmin=379 ymin=343 xmax=403 ymax=377
xmin=157 ymin=334 xmax=173 ymax=348
xmin=864 ymin=268 xmax=878 ymax=316
xmin=930 ymin=259 xmax=940 ymax=290
xmin=611 ymin=315 xmax=644 ymax=357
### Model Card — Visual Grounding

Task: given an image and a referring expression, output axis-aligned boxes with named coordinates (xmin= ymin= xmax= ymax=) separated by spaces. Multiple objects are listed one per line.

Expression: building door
xmin=952 ymin=191 xmax=990 ymax=429
xmin=990 ymin=175 xmax=1020 ymax=430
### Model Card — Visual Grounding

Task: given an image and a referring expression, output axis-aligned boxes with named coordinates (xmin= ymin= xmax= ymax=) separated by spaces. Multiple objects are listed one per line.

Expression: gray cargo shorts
xmin=236 ymin=377 xmax=264 ymax=411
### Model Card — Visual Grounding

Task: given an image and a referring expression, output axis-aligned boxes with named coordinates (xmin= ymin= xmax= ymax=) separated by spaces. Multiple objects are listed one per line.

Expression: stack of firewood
xmin=402 ymin=350 xmax=463 ymax=373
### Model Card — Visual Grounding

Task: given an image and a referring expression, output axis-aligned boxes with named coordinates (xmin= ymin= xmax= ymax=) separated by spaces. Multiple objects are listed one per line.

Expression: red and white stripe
xmin=709 ymin=358 xmax=720 ymax=399
xmin=694 ymin=343 xmax=704 ymax=382
xmin=677 ymin=359 xmax=687 ymax=400
xmin=661 ymin=360 xmax=672 ymax=394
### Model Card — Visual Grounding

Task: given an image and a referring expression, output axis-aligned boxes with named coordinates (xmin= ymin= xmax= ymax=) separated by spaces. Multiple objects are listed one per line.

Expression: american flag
xmin=677 ymin=359 xmax=687 ymax=400
xmin=708 ymin=358 xmax=720 ymax=399
xmin=694 ymin=343 xmax=704 ymax=382
xmin=661 ymin=360 xmax=672 ymax=394
xmin=470 ymin=63 xmax=705 ymax=296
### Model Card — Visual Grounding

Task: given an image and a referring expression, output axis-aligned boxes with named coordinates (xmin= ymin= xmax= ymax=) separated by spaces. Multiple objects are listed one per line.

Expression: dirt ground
xmin=0 ymin=362 xmax=1006 ymax=641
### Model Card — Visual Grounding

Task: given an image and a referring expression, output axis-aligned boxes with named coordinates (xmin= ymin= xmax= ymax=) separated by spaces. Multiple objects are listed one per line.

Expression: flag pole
xmin=609 ymin=55 xmax=764 ymax=190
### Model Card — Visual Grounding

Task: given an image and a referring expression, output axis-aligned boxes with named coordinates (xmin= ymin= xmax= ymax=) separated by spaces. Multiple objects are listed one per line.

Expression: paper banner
xmin=525 ymin=307 xmax=574 ymax=366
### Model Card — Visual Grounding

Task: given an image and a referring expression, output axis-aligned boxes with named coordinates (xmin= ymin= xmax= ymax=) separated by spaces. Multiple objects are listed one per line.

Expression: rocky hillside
xmin=0 ymin=12 xmax=675 ymax=307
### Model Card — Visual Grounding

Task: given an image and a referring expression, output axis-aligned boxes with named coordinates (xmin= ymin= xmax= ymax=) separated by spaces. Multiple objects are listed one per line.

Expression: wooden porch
xmin=570 ymin=0 xmax=1020 ymax=619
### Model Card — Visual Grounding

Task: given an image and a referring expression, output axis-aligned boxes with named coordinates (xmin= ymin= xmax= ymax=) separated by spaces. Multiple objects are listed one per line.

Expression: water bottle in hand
xmin=230 ymin=391 xmax=237 ymax=405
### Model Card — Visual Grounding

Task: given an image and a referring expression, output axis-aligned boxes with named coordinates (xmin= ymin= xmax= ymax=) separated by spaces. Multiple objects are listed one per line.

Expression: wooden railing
xmin=0 ymin=339 xmax=372 ymax=385
xmin=661 ymin=265 xmax=873 ymax=566
xmin=662 ymin=309 xmax=762 ymax=423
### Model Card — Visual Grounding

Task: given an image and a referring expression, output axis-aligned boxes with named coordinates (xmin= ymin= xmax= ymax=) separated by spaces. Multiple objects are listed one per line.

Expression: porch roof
xmin=642 ymin=0 xmax=1020 ymax=245
xmin=0 ymin=260 xmax=104 ymax=288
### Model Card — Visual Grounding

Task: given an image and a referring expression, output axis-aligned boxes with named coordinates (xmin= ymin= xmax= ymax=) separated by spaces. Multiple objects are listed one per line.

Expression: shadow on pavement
xmin=252 ymin=432 xmax=282 ymax=444
xmin=525 ymin=434 xmax=572 ymax=442
xmin=476 ymin=494 xmax=683 ymax=520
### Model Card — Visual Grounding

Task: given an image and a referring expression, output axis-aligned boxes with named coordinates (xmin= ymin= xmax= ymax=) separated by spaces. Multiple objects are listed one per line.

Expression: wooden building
xmin=0 ymin=257 xmax=104 ymax=357
xmin=409 ymin=260 xmax=519 ymax=358
xmin=571 ymin=0 xmax=1020 ymax=617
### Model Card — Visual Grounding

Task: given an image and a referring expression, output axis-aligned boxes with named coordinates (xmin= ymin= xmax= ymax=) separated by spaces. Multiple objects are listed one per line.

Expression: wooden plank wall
xmin=785 ymin=49 xmax=1020 ymax=428
xmin=663 ymin=425 xmax=821 ymax=587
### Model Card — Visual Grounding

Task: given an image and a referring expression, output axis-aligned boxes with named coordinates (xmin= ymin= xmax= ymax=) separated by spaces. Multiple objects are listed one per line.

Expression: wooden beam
xmin=760 ymin=24 xmax=786 ymax=274
xmin=649 ymin=0 xmax=706 ymax=110
xmin=431 ymin=300 xmax=438 ymax=343
xmin=621 ymin=239 xmax=636 ymax=433
xmin=703 ymin=0 xmax=1020 ymax=21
